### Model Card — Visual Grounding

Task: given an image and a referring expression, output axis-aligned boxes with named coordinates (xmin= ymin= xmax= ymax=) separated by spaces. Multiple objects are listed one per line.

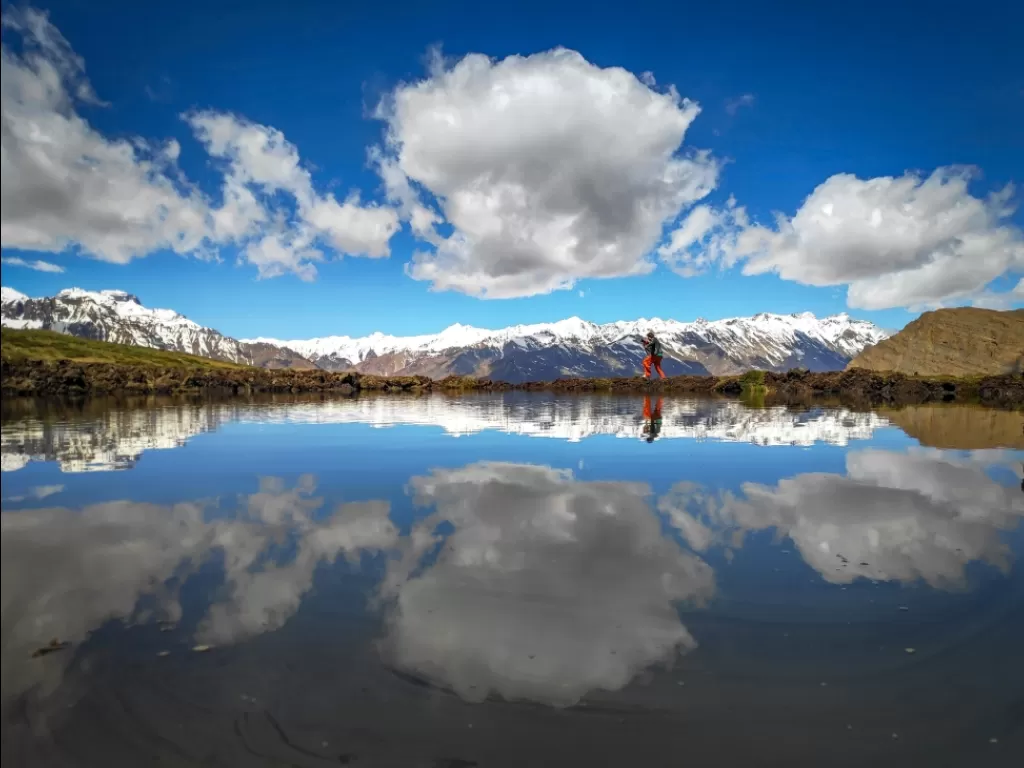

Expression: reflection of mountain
xmin=259 ymin=396 xmax=889 ymax=446
xmin=0 ymin=404 xmax=223 ymax=472
xmin=377 ymin=462 xmax=715 ymax=707
xmin=0 ymin=477 xmax=394 ymax=713
xmin=885 ymin=406 xmax=1024 ymax=450
xmin=1 ymin=396 xmax=892 ymax=472
xmin=661 ymin=448 xmax=1024 ymax=588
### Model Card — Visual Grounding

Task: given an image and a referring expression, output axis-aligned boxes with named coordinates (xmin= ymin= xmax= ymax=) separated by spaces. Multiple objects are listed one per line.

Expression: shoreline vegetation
xmin=2 ymin=328 xmax=1022 ymax=407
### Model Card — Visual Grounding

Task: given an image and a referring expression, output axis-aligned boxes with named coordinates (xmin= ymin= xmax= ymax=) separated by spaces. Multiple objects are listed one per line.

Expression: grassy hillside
xmin=0 ymin=328 xmax=249 ymax=370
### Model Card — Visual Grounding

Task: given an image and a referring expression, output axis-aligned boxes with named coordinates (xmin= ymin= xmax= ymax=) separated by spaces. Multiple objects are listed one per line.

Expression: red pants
xmin=643 ymin=355 xmax=665 ymax=379
xmin=642 ymin=395 xmax=663 ymax=419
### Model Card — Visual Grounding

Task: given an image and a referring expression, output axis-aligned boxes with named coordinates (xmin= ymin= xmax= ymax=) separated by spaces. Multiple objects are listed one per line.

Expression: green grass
xmin=1 ymin=328 xmax=249 ymax=370
xmin=740 ymin=370 xmax=767 ymax=386
xmin=738 ymin=369 xmax=769 ymax=398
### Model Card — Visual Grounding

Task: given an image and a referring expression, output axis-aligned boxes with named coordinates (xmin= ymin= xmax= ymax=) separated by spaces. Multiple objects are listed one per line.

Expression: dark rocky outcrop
xmin=2 ymin=358 xmax=1021 ymax=407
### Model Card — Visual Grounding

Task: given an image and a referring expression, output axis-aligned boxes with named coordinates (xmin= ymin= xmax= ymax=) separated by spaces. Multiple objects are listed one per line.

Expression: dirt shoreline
xmin=2 ymin=358 xmax=1022 ymax=408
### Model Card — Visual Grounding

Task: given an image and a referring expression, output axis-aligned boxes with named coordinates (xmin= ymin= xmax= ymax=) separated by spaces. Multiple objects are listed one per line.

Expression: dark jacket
xmin=644 ymin=336 xmax=663 ymax=357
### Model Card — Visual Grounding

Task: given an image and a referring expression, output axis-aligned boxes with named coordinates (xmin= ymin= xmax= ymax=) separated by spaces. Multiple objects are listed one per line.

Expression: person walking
xmin=642 ymin=330 xmax=666 ymax=380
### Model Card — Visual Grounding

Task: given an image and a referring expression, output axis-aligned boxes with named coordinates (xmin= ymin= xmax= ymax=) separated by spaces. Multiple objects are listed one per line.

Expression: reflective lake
xmin=2 ymin=394 xmax=1022 ymax=767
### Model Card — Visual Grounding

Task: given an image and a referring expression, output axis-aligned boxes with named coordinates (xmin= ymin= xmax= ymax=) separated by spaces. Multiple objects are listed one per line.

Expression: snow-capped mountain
xmin=2 ymin=286 xmax=889 ymax=380
xmin=249 ymin=312 xmax=890 ymax=380
xmin=0 ymin=287 xmax=314 ymax=369
xmin=1 ymin=395 xmax=891 ymax=472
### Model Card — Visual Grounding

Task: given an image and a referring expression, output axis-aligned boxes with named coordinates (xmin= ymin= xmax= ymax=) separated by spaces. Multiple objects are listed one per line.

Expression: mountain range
xmin=1 ymin=286 xmax=890 ymax=382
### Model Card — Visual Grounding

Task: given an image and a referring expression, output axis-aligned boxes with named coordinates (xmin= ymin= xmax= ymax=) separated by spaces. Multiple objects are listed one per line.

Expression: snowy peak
xmin=1 ymin=287 xmax=29 ymax=304
xmin=1 ymin=285 xmax=273 ymax=367
xmin=57 ymin=287 xmax=140 ymax=303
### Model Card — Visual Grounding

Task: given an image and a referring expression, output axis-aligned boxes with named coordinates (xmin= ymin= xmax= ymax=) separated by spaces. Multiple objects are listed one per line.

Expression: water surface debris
xmin=32 ymin=639 xmax=71 ymax=658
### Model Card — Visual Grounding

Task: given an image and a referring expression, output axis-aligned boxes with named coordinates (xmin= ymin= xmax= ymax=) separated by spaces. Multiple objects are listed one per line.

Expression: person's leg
xmin=642 ymin=356 xmax=652 ymax=378
xmin=654 ymin=356 xmax=666 ymax=379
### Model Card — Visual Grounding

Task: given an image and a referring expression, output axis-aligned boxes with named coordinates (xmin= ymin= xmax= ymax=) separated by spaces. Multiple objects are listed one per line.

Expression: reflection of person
xmin=641 ymin=331 xmax=666 ymax=380
xmin=642 ymin=395 xmax=663 ymax=443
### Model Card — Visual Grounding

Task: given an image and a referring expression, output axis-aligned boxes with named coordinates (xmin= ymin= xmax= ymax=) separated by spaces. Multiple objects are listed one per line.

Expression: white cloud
xmin=657 ymin=202 xmax=734 ymax=277
xmin=1 ymin=8 xmax=211 ymax=264
xmin=1 ymin=256 xmax=64 ymax=273
xmin=725 ymin=93 xmax=755 ymax=115
xmin=242 ymin=230 xmax=322 ymax=282
xmin=188 ymin=110 xmax=399 ymax=279
xmin=186 ymin=112 xmax=311 ymax=197
xmin=0 ymin=9 xmax=399 ymax=282
xmin=972 ymin=276 xmax=1024 ymax=309
xmin=375 ymin=48 xmax=718 ymax=298
xmin=668 ymin=167 xmax=1024 ymax=309
xmin=377 ymin=462 xmax=714 ymax=706
xmin=303 ymin=194 xmax=397 ymax=258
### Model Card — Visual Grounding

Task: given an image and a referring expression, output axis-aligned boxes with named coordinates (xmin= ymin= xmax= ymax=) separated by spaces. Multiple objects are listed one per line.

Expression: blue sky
xmin=1 ymin=0 xmax=1021 ymax=339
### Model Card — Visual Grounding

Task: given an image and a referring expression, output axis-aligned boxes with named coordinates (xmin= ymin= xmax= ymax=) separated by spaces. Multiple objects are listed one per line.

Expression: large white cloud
xmin=662 ymin=168 xmax=1024 ymax=309
xmin=375 ymin=48 xmax=718 ymax=298
xmin=0 ymin=8 xmax=398 ymax=282
xmin=376 ymin=462 xmax=715 ymax=706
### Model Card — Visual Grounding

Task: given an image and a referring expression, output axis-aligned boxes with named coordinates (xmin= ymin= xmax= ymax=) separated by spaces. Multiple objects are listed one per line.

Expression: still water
xmin=2 ymin=393 xmax=1022 ymax=767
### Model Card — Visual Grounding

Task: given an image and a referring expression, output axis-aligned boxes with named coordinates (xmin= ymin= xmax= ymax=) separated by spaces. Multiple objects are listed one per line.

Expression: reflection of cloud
xmin=1 ymin=499 xmax=211 ymax=709
xmin=661 ymin=449 xmax=1024 ymax=588
xmin=1 ymin=397 xmax=890 ymax=474
xmin=0 ymin=477 xmax=392 ymax=712
xmin=2 ymin=484 xmax=63 ymax=502
xmin=197 ymin=476 xmax=397 ymax=644
xmin=377 ymin=462 xmax=714 ymax=707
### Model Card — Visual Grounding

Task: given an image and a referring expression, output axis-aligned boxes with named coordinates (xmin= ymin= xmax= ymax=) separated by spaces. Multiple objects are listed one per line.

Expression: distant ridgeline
xmin=2 ymin=287 xmax=889 ymax=382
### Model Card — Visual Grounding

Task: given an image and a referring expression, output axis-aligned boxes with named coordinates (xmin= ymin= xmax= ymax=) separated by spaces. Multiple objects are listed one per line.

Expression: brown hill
xmin=848 ymin=308 xmax=1024 ymax=377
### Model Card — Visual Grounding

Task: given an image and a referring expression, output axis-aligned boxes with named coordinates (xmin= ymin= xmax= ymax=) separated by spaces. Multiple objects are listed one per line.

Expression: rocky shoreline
xmin=2 ymin=358 xmax=1022 ymax=407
